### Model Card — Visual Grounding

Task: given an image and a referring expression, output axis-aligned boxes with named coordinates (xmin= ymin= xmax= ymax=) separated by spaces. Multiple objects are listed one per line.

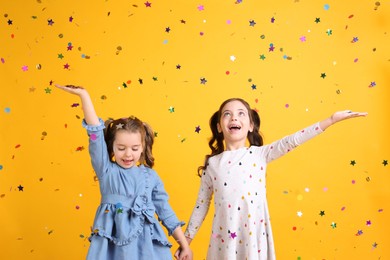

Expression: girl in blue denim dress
xmin=56 ymin=84 xmax=192 ymax=260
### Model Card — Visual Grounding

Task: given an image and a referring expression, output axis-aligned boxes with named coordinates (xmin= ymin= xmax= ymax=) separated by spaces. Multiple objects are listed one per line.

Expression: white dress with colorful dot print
xmin=185 ymin=123 xmax=323 ymax=260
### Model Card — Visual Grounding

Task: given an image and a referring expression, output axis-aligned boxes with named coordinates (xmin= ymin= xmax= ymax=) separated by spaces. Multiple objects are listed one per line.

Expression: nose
xmin=125 ymin=149 xmax=133 ymax=157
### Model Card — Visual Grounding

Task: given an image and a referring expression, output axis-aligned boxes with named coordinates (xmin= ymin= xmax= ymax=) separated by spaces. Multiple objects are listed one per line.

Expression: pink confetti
xmin=90 ymin=134 xmax=97 ymax=141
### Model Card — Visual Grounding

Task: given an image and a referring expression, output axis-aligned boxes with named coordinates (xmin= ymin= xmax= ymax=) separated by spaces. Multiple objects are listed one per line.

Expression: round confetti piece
xmin=90 ymin=134 xmax=97 ymax=141
xmin=324 ymin=4 xmax=330 ymax=10
xmin=0 ymin=165 xmax=3 ymax=170
xmin=36 ymin=64 xmax=42 ymax=70
xmin=4 ymin=107 xmax=11 ymax=113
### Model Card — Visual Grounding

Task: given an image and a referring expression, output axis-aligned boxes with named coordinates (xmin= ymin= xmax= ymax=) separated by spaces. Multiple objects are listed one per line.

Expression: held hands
xmin=174 ymin=246 xmax=193 ymax=260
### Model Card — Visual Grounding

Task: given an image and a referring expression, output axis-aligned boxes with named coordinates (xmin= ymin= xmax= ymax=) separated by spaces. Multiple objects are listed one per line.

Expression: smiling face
xmin=112 ymin=130 xmax=143 ymax=168
xmin=217 ymin=100 xmax=254 ymax=150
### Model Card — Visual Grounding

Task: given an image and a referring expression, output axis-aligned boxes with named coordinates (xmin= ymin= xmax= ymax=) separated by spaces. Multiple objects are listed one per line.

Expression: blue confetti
xmin=324 ymin=4 xmax=330 ymax=10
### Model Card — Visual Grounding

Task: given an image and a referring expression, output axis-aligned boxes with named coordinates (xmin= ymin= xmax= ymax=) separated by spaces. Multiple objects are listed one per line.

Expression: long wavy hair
xmin=198 ymin=98 xmax=263 ymax=176
xmin=104 ymin=116 xmax=155 ymax=168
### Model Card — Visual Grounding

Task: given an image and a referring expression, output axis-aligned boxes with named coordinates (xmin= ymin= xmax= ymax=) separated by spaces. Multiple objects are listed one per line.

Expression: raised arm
xmin=55 ymin=84 xmax=100 ymax=126
xmin=319 ymin=110 xmax=368 ymax=131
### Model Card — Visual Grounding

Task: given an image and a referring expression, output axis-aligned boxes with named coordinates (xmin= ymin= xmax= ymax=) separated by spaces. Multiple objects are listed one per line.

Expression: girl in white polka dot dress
xmin=179 ymin=98 xmax=366 ymax=260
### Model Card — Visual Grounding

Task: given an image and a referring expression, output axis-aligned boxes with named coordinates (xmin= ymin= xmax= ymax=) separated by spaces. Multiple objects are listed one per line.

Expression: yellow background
xmin=1 ymin=0 xmax=389 ymax=259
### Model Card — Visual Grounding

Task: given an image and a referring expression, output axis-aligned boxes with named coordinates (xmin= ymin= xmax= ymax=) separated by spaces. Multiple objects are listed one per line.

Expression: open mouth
xmin=122 ymin=159 xmax=133 ymax=165
xmin=228 ymin=124 xmax=241 ymax=130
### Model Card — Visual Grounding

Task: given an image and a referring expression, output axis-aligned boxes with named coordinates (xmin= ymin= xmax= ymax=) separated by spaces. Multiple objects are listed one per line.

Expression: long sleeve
xmin=82 ymin=118 xmax=111 ymax=180
xmin=184 ymin=171 xmax=213 ymax=239
xmin=152 ymin=171 xmax=185 ymax=236
xmin=262 ymin=122 xmax=323 ymax=163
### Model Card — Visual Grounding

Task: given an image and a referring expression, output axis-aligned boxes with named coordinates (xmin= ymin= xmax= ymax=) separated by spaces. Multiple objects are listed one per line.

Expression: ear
xmin=217 ymin=123 xmax=222 ymax=133
xmin=249 ymin=122 xmax=254 ymax=132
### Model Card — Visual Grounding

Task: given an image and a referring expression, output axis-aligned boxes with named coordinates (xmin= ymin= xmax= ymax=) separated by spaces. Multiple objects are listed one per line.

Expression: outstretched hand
xmin=331 ymin=110 xmax=368 ymax=124
xmin=320 ymin=110 xmax=368 ymax=131
xmin=55 ymin=84 xmax=86 ymax=96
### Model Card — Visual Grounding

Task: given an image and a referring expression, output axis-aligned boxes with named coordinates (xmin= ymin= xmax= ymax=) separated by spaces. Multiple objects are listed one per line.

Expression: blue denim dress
xmin=83 ymin=119 xmax=184 ymax=260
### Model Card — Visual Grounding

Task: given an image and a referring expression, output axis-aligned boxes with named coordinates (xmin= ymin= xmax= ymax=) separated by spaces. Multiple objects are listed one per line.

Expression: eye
xmin=117 ymin=148 xmax=125 ymax=151
xmin=239 ymin=111 xmax=246 ymax=116
xmin=223 ymin=111 xmax=231 ymax=117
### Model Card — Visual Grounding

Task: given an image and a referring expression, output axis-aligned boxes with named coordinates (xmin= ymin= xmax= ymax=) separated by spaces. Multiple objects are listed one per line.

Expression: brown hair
xmin=104 ymin=116 xmax=155 ymax=168
xmin=198 ymin=98 xmax=263 ymax=176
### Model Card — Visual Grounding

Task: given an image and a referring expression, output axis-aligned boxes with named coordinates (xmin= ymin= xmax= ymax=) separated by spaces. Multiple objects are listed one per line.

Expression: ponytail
xmin=142 ymin=122 xmax=155 ymax=168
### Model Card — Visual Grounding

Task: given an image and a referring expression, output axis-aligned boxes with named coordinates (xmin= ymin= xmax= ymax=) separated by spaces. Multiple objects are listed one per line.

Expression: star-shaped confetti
xmin=63 ymin=63 xmax=70 ymax=69
xmin=200 ymin=77 xmax=207 ymax=84
xmin=195 ymin=125 xmax=201 ymax=133
xmin=44 ymin=87 xmax=52 ymax=94
xmin=18 ymin=185 xmax=24 ymax=191
xmin=319 ymin=210 xmax=325 ymax=216
xmin=67 ymin=43 xmax=73 ymax=51
xmin=176 ymin=64 xmax=181 ymax=69
xmin=197 ymin=5 xmax=204 ymax=11
xmin=350 ymin=160 xmax=356 ymax=166
xmin=369 ymin=81 xmax=376 ymax=88
xmin=366 ymin=220 xmax=371 ymax=226
xmin=144 ymin=1 xmax=152 ymax=7
xmin=116 ymin=123 xmax=124 ymax=129
xmin=249 ymin=20 xmax=256 ymax=27
xmin=58 ymin=53 xmax=64 ymax=59
xmin=355 ymin=230 xmax=363 ymax=236
xmin=315 ymin=17 xmax=321 ymax=23
xmin=21 ymin=65 xmax=28 ymax=71
xmin=7 ymin=19 xmax=13 ymax=25
xmin=383 ymin=160 xmax=388 ymax=166
xmin=269 ymin=43 xmax=275 ymax=52
xmin=299 ymin=36 xmax=306 ymax=42
xmin=251 ymin=84 xmax=257 ymax=90
xmin=230 ymin=232 xmax=237 ymax=239
xmin=259 ymin=54 xmax=266 ymax=60
xmin=270 ymin=17 xmax=275 ymax=23
xmin=326 ymin=29 xmax=333 ymax=36
xmin=330 ymin=222 xmax=337 ymax=229
xmin=320 ymin=73 xmax=326 ymax=79
xmin=168 ymin=106 xmax=175 ymax=113
xmin=47 ymin=19 xmax=54 ymax=26
xmin=165 ymin=27 xmax=171 ymax=33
